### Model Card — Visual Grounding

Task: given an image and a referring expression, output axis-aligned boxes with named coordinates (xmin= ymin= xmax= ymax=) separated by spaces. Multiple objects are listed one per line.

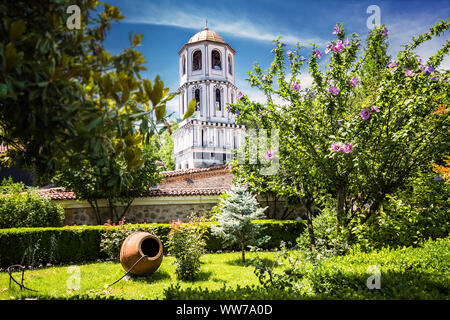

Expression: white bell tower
xmin=173 ymin=26 xmax=245 ymax=169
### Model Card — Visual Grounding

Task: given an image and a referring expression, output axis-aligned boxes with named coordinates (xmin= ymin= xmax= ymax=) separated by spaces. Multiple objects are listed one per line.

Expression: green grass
xmin=0 ymin=251 xmax=279 ymax=300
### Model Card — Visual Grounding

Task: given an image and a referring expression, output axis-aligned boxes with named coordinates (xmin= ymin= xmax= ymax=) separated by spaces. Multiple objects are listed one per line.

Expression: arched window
xmin=212 ymin=50 xmax=221 ymax=70
xmin=194 ymin=89 xmax=201 ymax=111
xmin=228 ymin=55 xmax=232 ymax=74
xmin=193 ymin=50 xmax=202 ymax=71
xmin=182 ymin=55 xmax=186 ymax=75
xmin=215 ymin=88 xmax=221 ymax=111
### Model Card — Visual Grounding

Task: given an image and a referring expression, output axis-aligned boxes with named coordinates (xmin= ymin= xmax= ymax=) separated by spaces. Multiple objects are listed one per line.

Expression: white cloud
xmin=386 ymin=14 xmax=450 ymax=69
xmin=124 ymin=2 xmax=326 ymax=46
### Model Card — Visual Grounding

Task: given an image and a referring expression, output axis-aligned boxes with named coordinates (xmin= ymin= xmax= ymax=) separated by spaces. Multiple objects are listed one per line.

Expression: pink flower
xmin=312 ymin=49 xmax=322 ymax=59
xmin=329 ymin=86 xmax=339 ymax=95
xmin=286 ymin=50 xmax=293 ymax=57
xmin=360 ymin=108 xmax=370 ymax=120
xmin=388 ymin=61 xmax=397 ymax=69
xmin=228 ymin=164 xmax=233 ymax=170
xmin=332 ymin=26 xmax=340 ymax=35
xmin=265 ymin=149 xmax=274 ymax=160
xmin=382 ymin=27 xmax=388 ymax=35
xmin=371 ymin=105 xmax=380 ymax=112
xmin=293 ymin=82 xmax=301 ymax=91
xmin=237 ymin=92 xmax=244 ymax=100
xmin=405 ymin=69 xmax=413 ymax=77
xmin=424 ymin=65 xmax=435 ymax=75
xmin=350 ymin=77 xmax=358 ymax=87
xmin=332 ymin=40 xmax=344 ymax=53
xmin=243 ymin=182 xmax=248 ymax=189
xmin=342 ymin=143 xmax=353 ymax=154
xmin=262 ymin=75 xmax=266 ymax=81
xmin=416 ymin=57 xmax=423 ymax=64
xmin=325 ymin=43 xmax=332 ymax=54
xmin=330 ymin=143 xmax=341 ymax=152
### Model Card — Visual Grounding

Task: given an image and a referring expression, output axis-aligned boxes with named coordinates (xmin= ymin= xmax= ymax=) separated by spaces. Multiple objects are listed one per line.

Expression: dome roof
xmin=188 ymin=27 xmax=225 ymax=44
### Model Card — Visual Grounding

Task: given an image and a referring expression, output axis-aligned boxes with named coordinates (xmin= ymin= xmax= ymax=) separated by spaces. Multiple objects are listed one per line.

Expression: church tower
xmin=173 ymin=26 xmax=245 ymax=169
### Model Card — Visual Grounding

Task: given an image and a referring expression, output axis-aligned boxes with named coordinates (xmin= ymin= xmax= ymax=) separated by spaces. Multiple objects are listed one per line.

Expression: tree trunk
xmin=241 ymin=232 xmax=245 ymax=263
xmin=118 ymin=199 xmax=134 ymax=222
xmin=336 ymin=184 xmax=346 ymax=227
xmin=305 ymin=201 xmax=316 ymax=251
xmin=107 ymin=196 xmax=115 ymax=223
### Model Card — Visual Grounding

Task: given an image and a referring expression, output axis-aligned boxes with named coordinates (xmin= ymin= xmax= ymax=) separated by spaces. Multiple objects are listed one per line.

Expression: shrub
xmin=99 ymin=217 xmax=157 ymax=260
xmin=252 ymin=237 xmax=450 ymax=299
xmin=167 ymin=215 xmax=207 ymax=280
xmin=0 ymin=219 xmax=305 ymax=268
xmin=163 ymin=283 xmax=304 ymax=300
xmin=0 ymin=226 xmax=104 ymax=267
xmin=0 ymin=178 xmax=65 ymax=228
xmin=352 ymin=170 xmax=450 ymax=250
xmin=296 ymin=206 xmax=350 ymax=259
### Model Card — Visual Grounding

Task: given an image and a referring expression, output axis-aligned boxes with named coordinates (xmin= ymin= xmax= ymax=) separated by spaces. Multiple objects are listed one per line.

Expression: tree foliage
xmin=211 ymin=180 xmax=268 ymax=262
xmin=230 ymin=20 xmax=449 ymax=250
xmin=0 ymin=0 xmax=177 ymax=183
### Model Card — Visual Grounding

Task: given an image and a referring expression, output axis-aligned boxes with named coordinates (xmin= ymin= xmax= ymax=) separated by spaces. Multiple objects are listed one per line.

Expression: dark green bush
xmin=163 ymin=283 xmax=304 ymax=300
xmin=352 ymin=171 xmax=449 ymax=250
xmin=0 ymin=226 xmax=104 ymax=267
xmin=164 ymin=239 xmax=449 ymax=300
xmin=0 ymin=178 xmax=65 ymax=228
xmin=306 ymin=237 xmax=450 ymax=299
xmin=0 ymin=219 xmax=304 ymax=267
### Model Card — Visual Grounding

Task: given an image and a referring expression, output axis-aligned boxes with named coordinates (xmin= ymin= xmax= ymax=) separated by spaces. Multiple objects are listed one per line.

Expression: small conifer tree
xmin=212 ymin=180 xmax=268 ymax=262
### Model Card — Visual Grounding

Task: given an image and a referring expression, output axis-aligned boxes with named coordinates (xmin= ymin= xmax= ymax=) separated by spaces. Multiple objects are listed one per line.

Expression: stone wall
xmin=61 ymin=195 xmax=304 ymax=225
xmin=64 ymin=202 xmax=216 ymax=225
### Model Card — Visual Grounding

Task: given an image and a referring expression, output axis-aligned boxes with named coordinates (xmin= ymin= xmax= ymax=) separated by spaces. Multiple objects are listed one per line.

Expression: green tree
xmin=153 ymin=122 xmax=178 ymax=171
xmin=212 ymin=180 xmax=268 ymax=262
xmin=230 ymin=21 xmax=449 ymax=251
xmin=0 ymin=1 xmax=186 ymax=183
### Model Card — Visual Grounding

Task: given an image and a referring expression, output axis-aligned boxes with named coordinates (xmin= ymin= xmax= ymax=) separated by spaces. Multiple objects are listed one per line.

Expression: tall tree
xmin=230 ymin=21 xmax=449 ymax=250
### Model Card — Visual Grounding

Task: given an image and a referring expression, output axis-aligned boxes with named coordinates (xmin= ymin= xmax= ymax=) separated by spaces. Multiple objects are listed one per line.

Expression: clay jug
xmin=120 ymin=232 xmax=163 ymax=276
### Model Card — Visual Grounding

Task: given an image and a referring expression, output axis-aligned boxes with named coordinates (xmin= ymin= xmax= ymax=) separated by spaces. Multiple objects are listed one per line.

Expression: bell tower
xmin=173 ymin=26 xmax=245 ymax=169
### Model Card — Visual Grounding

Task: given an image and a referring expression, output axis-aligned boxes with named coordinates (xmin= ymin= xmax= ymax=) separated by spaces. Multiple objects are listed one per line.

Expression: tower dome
xmin=188 ymin=27 xmax=225 ymax=44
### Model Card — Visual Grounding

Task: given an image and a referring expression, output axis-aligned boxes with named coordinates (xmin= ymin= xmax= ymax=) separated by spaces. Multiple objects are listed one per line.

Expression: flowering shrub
xmin=230 ymin=20 xmax=449 ymax=251
xmin=100 ymin=217 xmax=157 ymax=260
xmin=167 ymin=215 xmax=207 ymax=280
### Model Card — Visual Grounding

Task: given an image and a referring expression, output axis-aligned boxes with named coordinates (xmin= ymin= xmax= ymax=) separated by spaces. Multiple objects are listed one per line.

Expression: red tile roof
xmin=37 ymin=187 xmax=228 ymax=200
xmin=35 ymin=165 xmax=231 ymax=200
xmin=162 ymin=164 xmax=229 ymax=178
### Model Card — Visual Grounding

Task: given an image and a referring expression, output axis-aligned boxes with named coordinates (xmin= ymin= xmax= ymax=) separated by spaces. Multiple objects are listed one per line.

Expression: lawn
xmin=0 ymin=251 xmax=280 ymax=300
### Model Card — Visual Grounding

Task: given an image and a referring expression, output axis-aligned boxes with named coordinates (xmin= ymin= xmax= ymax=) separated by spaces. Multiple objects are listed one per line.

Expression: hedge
xmin=0 ymin=219 xmax=305 ymax=268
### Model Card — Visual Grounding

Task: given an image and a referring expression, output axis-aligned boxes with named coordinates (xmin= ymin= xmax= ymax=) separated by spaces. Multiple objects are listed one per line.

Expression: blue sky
xmin=101 ymin=0 xmax=450 ymax=118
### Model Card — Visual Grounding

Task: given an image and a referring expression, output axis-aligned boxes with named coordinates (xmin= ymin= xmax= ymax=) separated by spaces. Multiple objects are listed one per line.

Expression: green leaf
xmin=10 ymin=20 xmax=26 ymax=42
xmin=85 ymin=118 xmax=102 ymax=131
xmin=155 ymin=104 xmax=166 ymax=122
xmin=183 ymin=99 xmax=197 ymax=120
